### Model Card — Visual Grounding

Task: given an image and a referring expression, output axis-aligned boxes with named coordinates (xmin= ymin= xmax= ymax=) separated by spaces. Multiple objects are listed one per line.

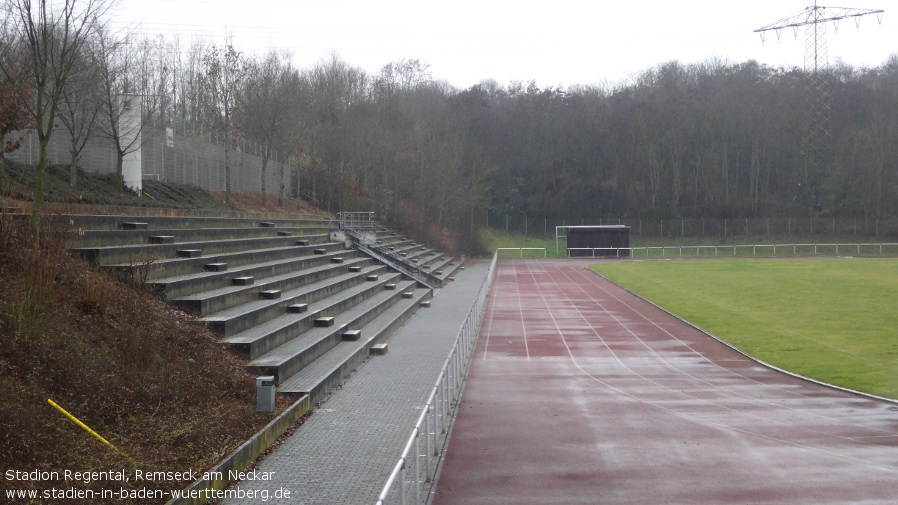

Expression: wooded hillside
xmin=2 ymin=5 xmax=895 ymax=251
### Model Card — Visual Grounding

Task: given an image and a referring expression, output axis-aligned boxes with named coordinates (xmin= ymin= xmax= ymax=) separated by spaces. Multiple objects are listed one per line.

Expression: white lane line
xmin=567 ymin=265 xmax=898 ymax=438
xmin=517 ymin=260 xmax=898 ymax=473
xmin=514 ymin=262 xmax=531 ymax=360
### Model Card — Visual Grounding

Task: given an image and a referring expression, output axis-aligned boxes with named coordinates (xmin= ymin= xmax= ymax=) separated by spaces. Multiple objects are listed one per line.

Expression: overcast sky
xmin=110 ymin=0 xmax=895 ymax=89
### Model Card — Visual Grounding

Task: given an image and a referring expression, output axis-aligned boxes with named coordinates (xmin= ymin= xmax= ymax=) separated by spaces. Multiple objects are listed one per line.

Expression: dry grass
xmin=0 ymin=218 xmax=293 ymax=503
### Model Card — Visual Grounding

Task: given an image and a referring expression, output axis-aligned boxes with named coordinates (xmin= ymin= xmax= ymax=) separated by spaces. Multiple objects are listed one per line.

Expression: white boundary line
xmin=588 ymin=268 xmax=898 ymax=407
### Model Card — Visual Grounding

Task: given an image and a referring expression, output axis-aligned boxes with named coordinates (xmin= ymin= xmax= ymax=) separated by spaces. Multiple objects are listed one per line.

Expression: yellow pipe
xmin=47 ymin=399 xmax=119 ymax=452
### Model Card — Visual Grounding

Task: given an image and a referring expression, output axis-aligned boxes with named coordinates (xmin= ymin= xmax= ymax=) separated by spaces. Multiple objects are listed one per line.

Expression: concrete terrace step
xmin=201 ymin=265 xmax=392 ymax=337
xmin=222 ymin=273 xmax=408 ymax=359
xmin=149 ymin=249 xmax=363 ymax=301
xmin=68 ymin=214 xmax=333 ymax=233
xmin=70 ymin=225 xmax=332 ymax=248
xmin=176 ymin=259 xmax=382 ymax=320
xmin=277 ymin=286 xmax=432 ymax=403
xmin=425 ymin=257 xmax=463 ymax=285
xmin=418 ymin=252 xmax=446 ymax=270
xmin=73 ymin=235 xmax=336 ymax=267
xmin=248 ymin=279 xmax=422 ymax=384
xmin=110 ymin=240 xmax=338 ymax=283
xmin=399 ymin=246 xmax=435 ymax=261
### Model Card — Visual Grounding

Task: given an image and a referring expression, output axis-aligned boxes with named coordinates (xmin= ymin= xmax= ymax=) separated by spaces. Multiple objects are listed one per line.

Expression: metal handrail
xmin=357 ymin=241 xmax=432 ymax=290
xmin=341 ymin=222 xmax=437 ymax=288
xmin=496 ymin=247 xmax=547 ymax=258
xmin=337 ymin=211 xmax=376 ymax=231
xmin=299 ymin=191 xmax=319 ymax=209
xmin=375 ymin=252 xmax=498 ymax=505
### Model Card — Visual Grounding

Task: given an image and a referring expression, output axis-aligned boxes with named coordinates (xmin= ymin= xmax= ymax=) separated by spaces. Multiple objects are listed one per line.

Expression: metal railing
xmin=299 ymin=191 xmax=320 ymax=209
xmin=339 ymin=215 xmax=445 ymax=288
xmin=338 ymin=211 xmax=376 ymax=230
xmin=567 ymin=243 xmax=898 ymax=259
xmin=357 ymin=240 xmax=433 ymax=290
xmin=496 ymin=247 xmax=547 ymax=258
xmin=375 ymin=252 xmax=498 ymax=505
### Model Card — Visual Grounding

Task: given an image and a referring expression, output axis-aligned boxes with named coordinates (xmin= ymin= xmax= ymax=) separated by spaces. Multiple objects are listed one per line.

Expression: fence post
xmin=414 ymin=434 xmax=421 ymax=504
xmin=400 ymin=460 xmax=407 ymax=505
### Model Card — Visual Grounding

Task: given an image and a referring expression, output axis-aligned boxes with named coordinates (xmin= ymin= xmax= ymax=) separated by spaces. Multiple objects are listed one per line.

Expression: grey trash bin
xmin=256 ymin=376 xmax=275 ymax=412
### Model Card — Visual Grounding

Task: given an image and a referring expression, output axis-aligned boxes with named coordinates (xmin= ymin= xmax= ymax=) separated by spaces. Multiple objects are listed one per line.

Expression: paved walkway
xmin=224 ymin=261 xmax=490 ymax=505
xmin=433 ymin=259 xmax=898 ymax=505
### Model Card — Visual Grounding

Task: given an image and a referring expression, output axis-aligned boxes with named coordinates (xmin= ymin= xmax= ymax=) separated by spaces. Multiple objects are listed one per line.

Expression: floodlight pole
xmin=754 ymin=1 xmax=883 ymax=209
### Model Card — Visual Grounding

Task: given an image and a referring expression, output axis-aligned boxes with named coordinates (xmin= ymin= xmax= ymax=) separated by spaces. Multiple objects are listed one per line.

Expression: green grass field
xmin=590 ymin=258 xmax=898 ymax=400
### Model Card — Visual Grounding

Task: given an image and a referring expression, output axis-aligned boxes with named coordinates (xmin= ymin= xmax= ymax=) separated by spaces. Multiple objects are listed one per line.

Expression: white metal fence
xmin=566 ymin=243 xmax=898 ymax=259
xmin=496 ymin=247 xmax=547 ymax=258
xmin=375 ymin=252 xmax=497 ymax=505
xmin=487 ymin=212 xmax=898 ymax=240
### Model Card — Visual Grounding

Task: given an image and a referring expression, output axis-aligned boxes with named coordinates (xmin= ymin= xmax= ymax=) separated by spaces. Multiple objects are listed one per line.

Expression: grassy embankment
xmin=0 ymin=164 xmax=316 ymax=503
xmin=592 ymin=258 xmax=898 ymax=400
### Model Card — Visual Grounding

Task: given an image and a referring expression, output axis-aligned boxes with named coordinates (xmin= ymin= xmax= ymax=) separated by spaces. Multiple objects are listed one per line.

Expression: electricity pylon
xmin=754 ymin=1 xmax=884 ymax=208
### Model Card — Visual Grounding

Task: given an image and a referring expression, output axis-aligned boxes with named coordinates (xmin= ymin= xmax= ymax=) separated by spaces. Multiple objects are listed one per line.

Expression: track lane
xmin=433 ymin=259 xmax=898 ymax=505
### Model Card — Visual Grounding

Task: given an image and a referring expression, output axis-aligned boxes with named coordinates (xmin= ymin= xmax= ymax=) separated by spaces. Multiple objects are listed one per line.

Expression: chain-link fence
xmin=6 ymin=122 xmax=290 ymax=195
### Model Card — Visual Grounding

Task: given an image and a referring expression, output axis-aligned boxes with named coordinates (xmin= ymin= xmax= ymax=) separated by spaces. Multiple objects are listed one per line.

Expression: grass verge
xmin=591 ymin=258 xmax=898 ymax=400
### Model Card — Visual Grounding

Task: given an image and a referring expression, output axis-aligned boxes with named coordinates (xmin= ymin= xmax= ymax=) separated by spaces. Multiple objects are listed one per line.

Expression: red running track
xmin=432 ymin=259 xmax=898 ymax=505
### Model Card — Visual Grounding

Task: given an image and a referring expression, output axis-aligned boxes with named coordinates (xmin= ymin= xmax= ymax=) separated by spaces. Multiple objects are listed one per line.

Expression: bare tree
xmin=0 ymin=0 xmax=110 ymax=245
xmin=57 ymin=32 xmax=101 ymax=187
xmin=0 ymin=40 xmax=34 ymax=161
xmin=200 ymin=41 xmax=244 ymax=203
xmin=240 ymin=50 xmax=293 ymax=204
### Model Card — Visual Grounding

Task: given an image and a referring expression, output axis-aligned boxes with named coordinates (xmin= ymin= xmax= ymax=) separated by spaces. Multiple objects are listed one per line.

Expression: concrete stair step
xmin=276 ymin=286 xmax=431 ymax=403
xmin=221 ymin=272 xmax=405 ymax=358
xmin=247 ymin=280 xmax=422 ymax=384
xmin=175 ymin=259 xmax=378 ymax=319
xmin=204 ymin=265 xmax=392 ymax=337
xmin=71 ymin=225 xmax=332 ymax=248
xmin=73 ymin=235 xmax=333 ymax=267
xmin=110 ymin=240 xmax=340 ymax=284
xmin=150 ymin=249 xmax=362 ymax=301
xmin=68 ymin=214 xmax=333 ymax=233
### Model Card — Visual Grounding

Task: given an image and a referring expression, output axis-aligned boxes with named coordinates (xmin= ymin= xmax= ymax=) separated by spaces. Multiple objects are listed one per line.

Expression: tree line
xmin=2 ymin=0 xmax=897 ymax=251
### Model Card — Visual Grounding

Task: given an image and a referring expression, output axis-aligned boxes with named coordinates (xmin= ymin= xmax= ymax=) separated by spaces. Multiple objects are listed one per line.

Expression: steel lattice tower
xmin=755 ymin=1 xmax=884 ymax=207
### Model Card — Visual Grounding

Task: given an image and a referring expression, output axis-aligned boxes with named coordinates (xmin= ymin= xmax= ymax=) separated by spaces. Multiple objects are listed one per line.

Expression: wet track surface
xmin=432 ymin=259 xmax=898 ymax=505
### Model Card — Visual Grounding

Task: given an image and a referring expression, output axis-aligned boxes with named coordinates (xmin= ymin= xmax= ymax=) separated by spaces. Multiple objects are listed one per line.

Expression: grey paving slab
xmin=223 ymin=261 xmax=490 ymax=505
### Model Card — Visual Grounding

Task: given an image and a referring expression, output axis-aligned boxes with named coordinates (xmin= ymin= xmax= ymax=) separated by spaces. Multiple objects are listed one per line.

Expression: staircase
xmin=337 ymin=211 xmax=461 ymax=289
xmin=68 ymin=212 xmax=462 ymax=405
